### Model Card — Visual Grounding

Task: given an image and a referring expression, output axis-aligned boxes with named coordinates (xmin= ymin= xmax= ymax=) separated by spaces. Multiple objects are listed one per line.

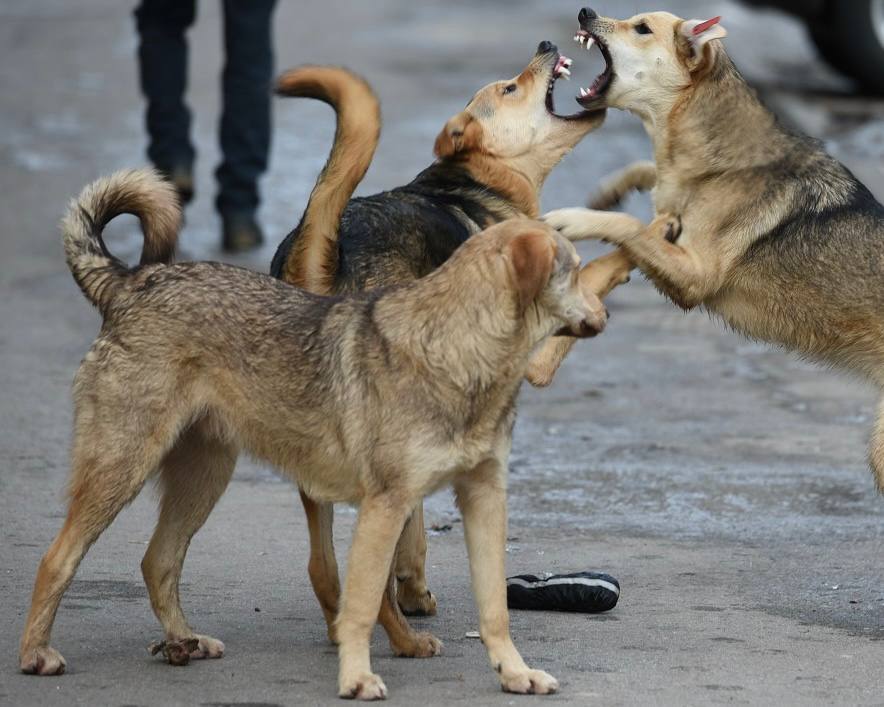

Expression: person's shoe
xmin=158 ymin=166 xmax=195 ymax=207
xmin=221 ymin=212 xmax=264 ymax=253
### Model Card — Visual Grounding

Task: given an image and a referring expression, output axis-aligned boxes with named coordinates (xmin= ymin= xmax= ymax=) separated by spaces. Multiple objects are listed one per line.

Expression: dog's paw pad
xmin=20 ymin=646 xmax=66 ymax=676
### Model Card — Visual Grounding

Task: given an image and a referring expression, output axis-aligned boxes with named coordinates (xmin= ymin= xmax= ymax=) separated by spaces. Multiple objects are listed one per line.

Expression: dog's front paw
xmin=391 ymin=631 xmax=443 ymax=658
xmin=542 ymin=208 xmax=597 ymax=241
xmin=499 ymin=667 xmax=559 ymax=695
xmin=20 ymin=645 xmax=66 ymax=676
xmin=397 ymin=583 xmax=437 ymax=617
xmin=588 ymin=187 xmax=622 ymax=211
xmin=339 ymin=671 xmax=388 ymax=700
xmin=148 ymin=637 xmax=199 ymax=666
xmin=189 ymin=634 xmax=225 ymax=659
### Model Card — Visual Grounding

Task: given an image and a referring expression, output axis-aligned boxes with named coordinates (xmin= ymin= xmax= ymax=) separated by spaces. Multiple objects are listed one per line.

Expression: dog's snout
xmin=578 ymin=7 xmax=598 ymax=25
xmin=537 ymin=40 xmax=556 ymax=55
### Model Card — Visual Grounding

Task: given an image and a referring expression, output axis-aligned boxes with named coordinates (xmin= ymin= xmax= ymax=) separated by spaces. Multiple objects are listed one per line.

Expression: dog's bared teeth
xmin=560 ymin=68 xmax=571 ymax=79
xmin=585 ymin=36 xmax=596 ymax=50
xmin=579 ymin=87 xmax=589 ymax=97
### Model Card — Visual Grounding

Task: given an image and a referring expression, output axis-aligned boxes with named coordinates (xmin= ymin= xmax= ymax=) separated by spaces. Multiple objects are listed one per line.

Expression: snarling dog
xmin=545 ymin=8 xmax=884 ymax=491
xmin=19 ymin=169 xmax=612 ymax=698
xmin=269 ymin=44 xmax=631 ymax=647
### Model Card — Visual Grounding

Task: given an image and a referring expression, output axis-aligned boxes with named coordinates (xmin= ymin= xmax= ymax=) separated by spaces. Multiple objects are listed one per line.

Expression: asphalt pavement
xmin=1 ymin=1 xmax=883 ymax=705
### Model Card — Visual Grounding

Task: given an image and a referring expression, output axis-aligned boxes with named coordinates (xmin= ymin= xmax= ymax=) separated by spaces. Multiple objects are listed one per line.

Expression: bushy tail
xmin=62 ymin=168 xmax=179 ymax=315
xmin=274 ymin=66 xmax=380 ymax=293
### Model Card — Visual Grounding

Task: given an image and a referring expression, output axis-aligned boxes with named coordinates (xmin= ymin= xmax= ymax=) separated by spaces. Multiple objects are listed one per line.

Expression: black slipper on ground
xmin=506 ymin=571 xmax=620 ymax=613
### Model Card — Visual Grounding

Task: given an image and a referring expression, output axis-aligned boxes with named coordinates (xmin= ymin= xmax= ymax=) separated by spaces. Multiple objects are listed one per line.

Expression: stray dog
xmin=20 ymin=169 xmax=608 ymax=698
xmin=545 ymin=8 xmax=884 ymax=491
xmin=270 ymin=45 xmax=631 ymax=647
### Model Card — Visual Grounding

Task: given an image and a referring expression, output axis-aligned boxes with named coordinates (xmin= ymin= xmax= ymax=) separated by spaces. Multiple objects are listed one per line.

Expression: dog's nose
xmin=537 ymin=40 xmax=556 ymax=55
xmin=579 ymin=7 xmax=598 ymax=25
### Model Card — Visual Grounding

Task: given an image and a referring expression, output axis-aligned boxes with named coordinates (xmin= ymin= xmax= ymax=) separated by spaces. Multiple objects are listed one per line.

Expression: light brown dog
xmin=269 ymin=46 xmax=630 ymax=645
xmin=546 ymin=8 xmax=884 ymax=491
xmin=19 ymin=169 xmax=623 ymax=698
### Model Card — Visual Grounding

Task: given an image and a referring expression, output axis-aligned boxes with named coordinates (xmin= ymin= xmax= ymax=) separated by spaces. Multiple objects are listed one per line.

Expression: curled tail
xmin=272 ymin=66 xmax=380 ymax=293
xmin=62 ymin=168 xmax=180 ymax=315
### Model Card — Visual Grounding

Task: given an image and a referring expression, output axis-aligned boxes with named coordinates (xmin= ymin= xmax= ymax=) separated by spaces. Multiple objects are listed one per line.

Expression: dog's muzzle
xmin=556 ymin=307 xmax=608 ymax=339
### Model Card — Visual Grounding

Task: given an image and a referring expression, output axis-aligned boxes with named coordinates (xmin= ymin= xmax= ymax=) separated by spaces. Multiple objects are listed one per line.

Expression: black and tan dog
xmin=546 ymin=8 xmax=884 ymax=491
xmin=270 ymin=44 xmax=632 ymax=648
xmin=19 ymin=169 xmax=609 ymax=698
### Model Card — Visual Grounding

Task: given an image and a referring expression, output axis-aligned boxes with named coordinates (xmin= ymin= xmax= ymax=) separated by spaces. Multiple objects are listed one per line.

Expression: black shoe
xmin=158 ymin=165 xmax=195 ymax=207
xmin=221 ymin=212 xmax=264 ymax=253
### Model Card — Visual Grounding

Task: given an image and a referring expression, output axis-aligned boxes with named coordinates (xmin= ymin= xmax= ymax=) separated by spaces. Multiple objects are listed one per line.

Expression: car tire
xmin=808 ymin=0 xmax=884 ymax=94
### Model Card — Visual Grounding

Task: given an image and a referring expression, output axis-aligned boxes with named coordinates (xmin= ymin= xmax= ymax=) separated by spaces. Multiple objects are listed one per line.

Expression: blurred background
xmin=2 ymin=0 xmax=882 ymax=264
xmin=1 ymin=2 xmax=882 ymax=704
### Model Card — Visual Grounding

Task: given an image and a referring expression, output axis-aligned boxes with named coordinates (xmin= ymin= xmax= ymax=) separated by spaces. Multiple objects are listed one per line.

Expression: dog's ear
xmin=676 ymin=16 xmax=727 ymax=72
xmin=434 ymin=111 xmax=482 ymax=159
xmin=507 ymin=229 xmax=556 ymax=313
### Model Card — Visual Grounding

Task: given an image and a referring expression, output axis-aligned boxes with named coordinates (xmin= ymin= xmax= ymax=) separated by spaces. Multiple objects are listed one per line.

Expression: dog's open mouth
xmin=545 ymin=51 xmax=602 ymax=120
xmin=573 ymin=29 xmax=613 ymax=107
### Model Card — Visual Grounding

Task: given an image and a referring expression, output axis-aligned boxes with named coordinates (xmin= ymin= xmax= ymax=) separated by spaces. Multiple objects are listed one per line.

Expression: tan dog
xmin=545 ymin=8 xmax=884 ymax=491
xmin=19 ymin=169 xmax=621 ymax=698
xmin=269 ymin=45 xmax=630 ymax=645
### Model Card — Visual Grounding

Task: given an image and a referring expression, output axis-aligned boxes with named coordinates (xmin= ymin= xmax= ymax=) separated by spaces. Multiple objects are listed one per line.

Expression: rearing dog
xmin=546 ymin=8 xmax=884 ymax=491
xmin=270 ymin=43 xmax=632 ymax=651
xmin=20 ymin=169 xmax=607 ymax=698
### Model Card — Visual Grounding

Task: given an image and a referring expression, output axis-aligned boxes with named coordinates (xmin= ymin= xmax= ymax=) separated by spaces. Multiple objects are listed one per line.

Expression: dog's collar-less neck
xmin=432 ymin=156 xmax=539 ymax=219
xmin=376 ymin=270 xmax=535 ymax=396
xmin=652 ymin=53 xmax=780 ymax=179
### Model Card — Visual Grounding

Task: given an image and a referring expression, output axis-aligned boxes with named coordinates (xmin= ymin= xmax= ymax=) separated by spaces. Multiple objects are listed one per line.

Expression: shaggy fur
xmin=19 ymin=169 xmax=615 ymax=699
xmin=546 ymin=9 xmax=884 ymax=492
xmin=268 ymin=49 xmax=630 ymax=643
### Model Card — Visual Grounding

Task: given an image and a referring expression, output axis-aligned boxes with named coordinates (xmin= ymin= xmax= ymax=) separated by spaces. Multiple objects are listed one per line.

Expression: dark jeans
xmin=134 ymin=0 xmax=276 ymax=215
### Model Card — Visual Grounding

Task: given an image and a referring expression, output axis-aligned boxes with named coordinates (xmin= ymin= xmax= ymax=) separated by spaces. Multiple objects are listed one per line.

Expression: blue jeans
xmin=135 ymin=0 xmax=277 ymax=215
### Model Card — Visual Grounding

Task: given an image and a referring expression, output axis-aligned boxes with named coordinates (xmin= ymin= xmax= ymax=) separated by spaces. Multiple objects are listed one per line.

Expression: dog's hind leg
xmin=301 ymin=491 xmax=343 ymax=643
xmin=868 ymin=396 xmax=884 ymax=493
xmin=394 ymin=503 xmax=437 ymax=616
xmin=588 ymin=160 xmax=657 ymax=211
xmin=19 ymin=393 xmax=182 ymax=675
xmin=379 ymin=565 xmax=442 ymax=658
xmin=141 ymin=416 xmax=237 ymax=665
xmin=300 ymin=492 xmax=440 ymax=658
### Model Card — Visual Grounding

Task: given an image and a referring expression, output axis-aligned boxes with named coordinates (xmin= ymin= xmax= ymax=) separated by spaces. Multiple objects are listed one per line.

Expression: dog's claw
xmin=664 ymin=216 xmax=683 ymax=243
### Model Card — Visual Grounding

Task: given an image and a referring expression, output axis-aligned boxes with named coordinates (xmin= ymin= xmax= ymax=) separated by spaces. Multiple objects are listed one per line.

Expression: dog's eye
xmin=634 ymin=21 xmax=652 ymax=35
xmin=502 ymin=83 xmax=517 ymax=95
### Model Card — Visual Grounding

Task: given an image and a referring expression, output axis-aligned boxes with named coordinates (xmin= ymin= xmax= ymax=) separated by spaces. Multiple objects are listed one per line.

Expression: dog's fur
xmin=269 ymin=52 xmax=630 ymax=644
xmin=545 ymin=9 xmax=884 ymax=491
xmin=19 ymin=169 xmax=615 ymax=698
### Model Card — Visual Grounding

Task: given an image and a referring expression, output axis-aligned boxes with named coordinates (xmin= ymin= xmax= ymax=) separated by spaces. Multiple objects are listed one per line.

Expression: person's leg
xmin=217 ymin=0 xmax=277 ymax=251
xmin=134 ymin=0 xmax=197 ymax=204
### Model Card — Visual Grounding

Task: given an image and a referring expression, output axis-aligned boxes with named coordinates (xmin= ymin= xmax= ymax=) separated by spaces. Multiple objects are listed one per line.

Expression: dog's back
xmin=269 ymin=67 xmax=523 ymax=295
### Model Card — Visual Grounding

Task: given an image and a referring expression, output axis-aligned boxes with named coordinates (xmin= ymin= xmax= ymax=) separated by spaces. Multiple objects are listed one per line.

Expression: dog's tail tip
xmin=275 ymin=65 xmax=376 ymax=102
xmin=62 ymin=168 xmax=181 ymax=314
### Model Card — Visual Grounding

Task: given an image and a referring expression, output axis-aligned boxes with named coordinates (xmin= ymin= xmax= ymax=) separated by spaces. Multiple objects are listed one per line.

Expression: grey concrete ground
xmin=1 ymin=0 xmax=883 ymax=704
